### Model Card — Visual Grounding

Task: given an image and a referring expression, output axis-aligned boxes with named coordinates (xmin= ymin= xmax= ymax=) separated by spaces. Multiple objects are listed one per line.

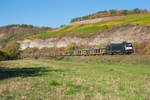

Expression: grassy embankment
xmin=0 ymin=55 xmax=150 ymax=100
xmin=28 ymin=13 xmax=150 ymax=39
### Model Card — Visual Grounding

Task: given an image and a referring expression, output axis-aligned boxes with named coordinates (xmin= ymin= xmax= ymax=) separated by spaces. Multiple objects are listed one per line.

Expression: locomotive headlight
xmin=125 ymin=47 xmax=133 ymax=50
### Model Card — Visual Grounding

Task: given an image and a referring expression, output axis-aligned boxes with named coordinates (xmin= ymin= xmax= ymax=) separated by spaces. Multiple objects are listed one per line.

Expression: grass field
xmin=0 ymin=55 xmax=150 ymax=100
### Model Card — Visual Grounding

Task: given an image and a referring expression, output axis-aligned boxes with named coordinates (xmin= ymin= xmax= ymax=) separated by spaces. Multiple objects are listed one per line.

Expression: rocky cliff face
xmin=19 ymin=25 xmax=150 ymax=50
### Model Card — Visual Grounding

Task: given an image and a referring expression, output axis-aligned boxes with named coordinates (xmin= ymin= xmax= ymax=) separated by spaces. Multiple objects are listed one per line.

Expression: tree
xmin=134 ymin=8 xmax=140 ymax=14
xmin=4 ymin=41 xmax=20 ymax=59
xmin=143 ymin=9 xmax=148 ymax=13
xmin=109 ymin=9 xmax=117 ymax=16
xmin=123 ymin=10 xmax=128 ymax=15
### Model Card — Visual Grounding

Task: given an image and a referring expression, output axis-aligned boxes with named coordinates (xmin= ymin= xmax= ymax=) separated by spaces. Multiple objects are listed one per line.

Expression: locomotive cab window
xmin=126 ymin=43 xmax=132 ymax=47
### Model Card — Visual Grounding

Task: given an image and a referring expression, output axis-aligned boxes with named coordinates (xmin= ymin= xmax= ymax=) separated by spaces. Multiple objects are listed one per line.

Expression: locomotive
xmin=59 ymin=41 xmax=134 ymax=56
xmin=106 ymin=42 xmax=134 ymax=55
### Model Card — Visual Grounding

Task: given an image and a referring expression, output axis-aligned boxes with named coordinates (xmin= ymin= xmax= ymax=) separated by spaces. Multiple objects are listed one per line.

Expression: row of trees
xmin=1 ymin=24 xmax=52 ymax=29
xmin=71 ymin=8 xmax=149 ymax=23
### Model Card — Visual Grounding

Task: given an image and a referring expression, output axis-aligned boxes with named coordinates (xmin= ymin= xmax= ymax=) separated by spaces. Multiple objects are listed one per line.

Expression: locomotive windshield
xmin=126 ymin=43 xmax=132 ymax=47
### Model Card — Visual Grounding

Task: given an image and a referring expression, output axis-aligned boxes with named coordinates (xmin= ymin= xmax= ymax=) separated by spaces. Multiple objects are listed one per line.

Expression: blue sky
xmin=0 ymin=0 xmax=150 ymax=28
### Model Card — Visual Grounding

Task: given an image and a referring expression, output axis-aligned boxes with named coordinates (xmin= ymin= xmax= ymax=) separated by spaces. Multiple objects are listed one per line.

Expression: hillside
xmin=0 ymin=24 xmax=52 ymax=47
xmin=1 ymin=12 xmax=150 ymax=54
xmin=70 ymin=8 xmax=149 ymax=23
xmin=19 ymin=24 xmax=150 ymax=52
xmin=17 ymin=12 xmax=150 ymax=54
xmin=27 ymin=13 xmax=150 ymax=39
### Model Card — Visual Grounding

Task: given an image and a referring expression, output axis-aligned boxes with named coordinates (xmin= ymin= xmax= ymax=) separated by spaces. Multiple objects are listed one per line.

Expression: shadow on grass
xmin=0 ymin=67 xmax=62 ymax=80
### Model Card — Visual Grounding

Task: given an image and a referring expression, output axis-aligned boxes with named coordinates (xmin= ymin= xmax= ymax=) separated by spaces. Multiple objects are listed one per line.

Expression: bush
xmin=66 ymin=43 xmax=78 ymax=50
xmin=144 ymin=41 xmax=150 ymax=54
xmin=0 ymin=50 xmax=9 ymax=61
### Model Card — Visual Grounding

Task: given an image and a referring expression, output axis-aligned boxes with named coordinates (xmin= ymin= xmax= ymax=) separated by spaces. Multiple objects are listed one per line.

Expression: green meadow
xmin=0 ymin=55 xmax=150 ymax=100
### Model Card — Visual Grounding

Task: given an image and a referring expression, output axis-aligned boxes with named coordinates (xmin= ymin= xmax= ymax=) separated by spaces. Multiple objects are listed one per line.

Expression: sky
xmin=0 ymin=0 xmax=150 ymax=28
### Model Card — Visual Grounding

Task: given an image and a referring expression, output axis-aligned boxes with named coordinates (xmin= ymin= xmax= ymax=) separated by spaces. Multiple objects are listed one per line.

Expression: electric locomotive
xmin=106 ymin=41 xmax=134 ymax=55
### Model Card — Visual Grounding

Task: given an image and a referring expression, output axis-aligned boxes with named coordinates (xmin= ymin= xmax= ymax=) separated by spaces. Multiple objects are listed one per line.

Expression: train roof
xmin=108 ymin=42 xmax=132 ymax=46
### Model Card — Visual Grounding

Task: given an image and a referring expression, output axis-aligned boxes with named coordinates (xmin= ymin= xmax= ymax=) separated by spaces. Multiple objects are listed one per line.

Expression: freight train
xmin=58 ymin=41 xmax=134 ymax=56
xmin=21 ymin=41 xmax=134 ymax=58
